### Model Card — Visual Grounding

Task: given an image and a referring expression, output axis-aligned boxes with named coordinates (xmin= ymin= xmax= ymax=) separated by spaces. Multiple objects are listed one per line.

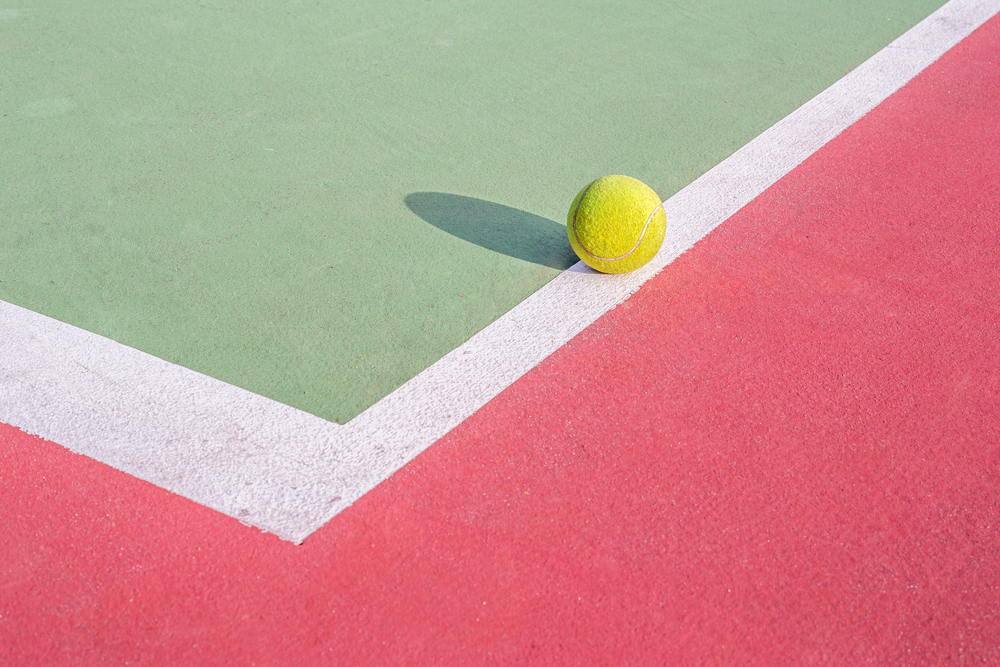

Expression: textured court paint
xmin=3 ymin=0 xmax=995 ymax=543
xmin=0 ymin=0 xmax=947 ymax=424
xmin=3 ymin=16 xmax=999 ymax=662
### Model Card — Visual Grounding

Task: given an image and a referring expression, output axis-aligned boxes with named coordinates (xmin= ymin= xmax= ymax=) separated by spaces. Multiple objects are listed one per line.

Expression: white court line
xmin=2 ymin=0 xmax=997 ymax=543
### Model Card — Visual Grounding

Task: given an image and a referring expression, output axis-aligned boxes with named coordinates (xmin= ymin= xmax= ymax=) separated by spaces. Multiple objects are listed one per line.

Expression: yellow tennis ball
xmin=567 ymin=175 xmax=666 ymax=274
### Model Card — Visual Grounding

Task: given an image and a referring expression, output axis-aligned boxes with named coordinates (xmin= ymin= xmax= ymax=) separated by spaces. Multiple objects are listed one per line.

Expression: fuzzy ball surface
xmin=567 ymin=175 xmax=666 ymax=274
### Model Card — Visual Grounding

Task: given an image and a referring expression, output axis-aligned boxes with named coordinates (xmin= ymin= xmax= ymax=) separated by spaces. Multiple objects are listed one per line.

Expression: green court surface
xmin=1 ymin=0 xmax=945 ymax=424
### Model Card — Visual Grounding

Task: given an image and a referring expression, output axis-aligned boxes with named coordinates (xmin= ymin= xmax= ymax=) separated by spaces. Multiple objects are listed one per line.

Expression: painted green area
xmin=1 ymin=0 xmax=945 ymax=423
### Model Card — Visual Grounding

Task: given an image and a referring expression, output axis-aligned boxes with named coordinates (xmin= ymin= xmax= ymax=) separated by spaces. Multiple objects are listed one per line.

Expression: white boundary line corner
xmin=1 ymin=0 xmax=997 ymax=543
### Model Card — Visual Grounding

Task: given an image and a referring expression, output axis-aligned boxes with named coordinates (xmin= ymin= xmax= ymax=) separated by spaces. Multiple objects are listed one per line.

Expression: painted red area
xmin=3 ymin=15 xmax=1000 ymax=666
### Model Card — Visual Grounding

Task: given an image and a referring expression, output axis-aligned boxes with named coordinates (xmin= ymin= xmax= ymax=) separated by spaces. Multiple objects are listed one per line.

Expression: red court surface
xmin=3 ymin=12 xmax=1000 ymax=667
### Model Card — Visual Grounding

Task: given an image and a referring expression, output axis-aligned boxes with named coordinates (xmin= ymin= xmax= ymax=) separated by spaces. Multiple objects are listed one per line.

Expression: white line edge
xmin=1 ymin=0 xmax=996 ymax=543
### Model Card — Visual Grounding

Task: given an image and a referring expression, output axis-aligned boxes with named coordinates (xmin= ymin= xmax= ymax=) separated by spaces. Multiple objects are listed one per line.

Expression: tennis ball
xmin=567 ymin=175 xmax=666 ymax=274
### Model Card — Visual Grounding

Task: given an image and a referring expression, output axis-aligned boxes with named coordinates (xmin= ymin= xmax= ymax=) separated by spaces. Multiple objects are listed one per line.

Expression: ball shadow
xmin=405 ymin=192 xmax=578 ymax=270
